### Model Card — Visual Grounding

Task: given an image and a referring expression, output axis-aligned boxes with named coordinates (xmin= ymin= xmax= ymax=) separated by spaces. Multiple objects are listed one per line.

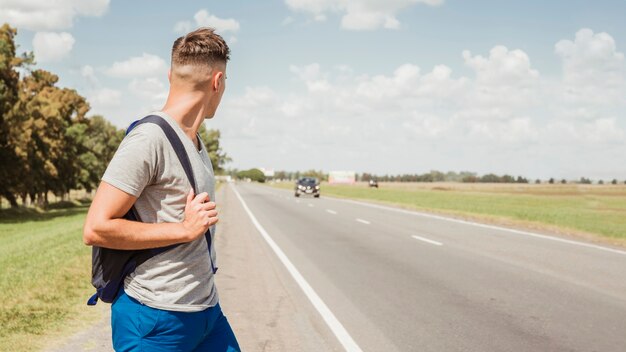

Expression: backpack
xmin=87 ymin=114 xmax=217 ymax=305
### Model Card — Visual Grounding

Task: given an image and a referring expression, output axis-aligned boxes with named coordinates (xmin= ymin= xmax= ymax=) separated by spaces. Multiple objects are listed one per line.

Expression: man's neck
xmin=161 ymin=90 xmax=208 ymax=147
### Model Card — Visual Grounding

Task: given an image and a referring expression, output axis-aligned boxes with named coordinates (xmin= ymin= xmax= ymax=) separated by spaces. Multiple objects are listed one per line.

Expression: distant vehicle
xmin=295 ymin=177 xmax=320 ymax=198
xmin=369 ymin=179 xmax=378 ymax=188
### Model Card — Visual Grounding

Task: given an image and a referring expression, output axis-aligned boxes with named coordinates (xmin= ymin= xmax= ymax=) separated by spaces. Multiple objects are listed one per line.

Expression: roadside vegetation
xmin=269 ymin=181 xmax=626 ymax=245
xmin=0 ymin=201 xmax=100 ymax=352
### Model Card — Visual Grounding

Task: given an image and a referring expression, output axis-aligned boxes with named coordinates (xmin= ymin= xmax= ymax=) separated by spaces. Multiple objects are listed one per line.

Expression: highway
xmin=227 ymin=182 xmax=626 ymax=352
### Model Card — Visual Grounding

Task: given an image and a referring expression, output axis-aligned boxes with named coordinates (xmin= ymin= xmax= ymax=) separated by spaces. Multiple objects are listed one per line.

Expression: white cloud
xmin=105 ymin=53 xmax=168 ymax=78
xmin=81 ymin=65 xmax=99 ymax=86
xmin=0 ymin=0 xmax=110 ymax=31
xmin=174 ymin=9 xmax=240 ymax=35
xmin=213 ymin=28 xmax=626 ymax=179
xmin=32 ymin=31 xmax=75 ymax=62
xmin=285 ymin=0 xmax=443 ymax=30
xmin=87 ymin=88 xmax=122 ymax=109
xmin=462 ymin=45 xmax=541 ymax=110
xmin=555 ymin=28 xmax=625 ymax=104
xmin=128 ymin=77 xmax=168 ymax=102
xmin=174 ymin=20 xmax=192 ymax=34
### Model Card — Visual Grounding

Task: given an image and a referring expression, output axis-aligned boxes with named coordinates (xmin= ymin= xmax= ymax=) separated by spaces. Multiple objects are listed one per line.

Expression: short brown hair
xmin=171 ymin=27 xmax=230 ymax=67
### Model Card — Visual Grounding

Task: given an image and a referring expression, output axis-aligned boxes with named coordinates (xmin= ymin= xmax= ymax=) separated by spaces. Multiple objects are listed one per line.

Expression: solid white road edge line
xmin=231 ymin=184 xmax=363 ymax=352
xmin=325 ymin=197 xmax=626 ymax=257
xmin=356 ymin=218 xmax=370 ymax=225
xmin=327 ymin=209 xmax=338 ymax=215
xmin=412 ymin=235 xmax=443 ymax=246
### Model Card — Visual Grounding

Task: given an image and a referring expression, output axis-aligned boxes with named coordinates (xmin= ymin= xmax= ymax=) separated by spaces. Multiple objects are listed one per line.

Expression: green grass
xmin=269 ymin=182 xmax=626 ymax=243
xmin=0 ymin=203 xmax=100 ymax=352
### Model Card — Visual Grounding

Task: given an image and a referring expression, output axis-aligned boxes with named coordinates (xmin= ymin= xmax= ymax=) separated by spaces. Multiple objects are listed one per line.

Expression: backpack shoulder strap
xmin=127 ymin=115 xmax=197 ymax=193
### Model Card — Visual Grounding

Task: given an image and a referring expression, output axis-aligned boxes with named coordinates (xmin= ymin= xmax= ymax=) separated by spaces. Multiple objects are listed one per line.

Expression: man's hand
xmin=83 ymin=182 xmax=217 ymax=250
xmin=182 ymin=189 xmax=219 ymax=241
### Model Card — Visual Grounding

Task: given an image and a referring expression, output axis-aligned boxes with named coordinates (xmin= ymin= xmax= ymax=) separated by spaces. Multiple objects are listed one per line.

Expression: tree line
xmin=242 ymin=168 xmax=624 ymax=185
xmin=0 ymin=24 xmax=229 ymax=208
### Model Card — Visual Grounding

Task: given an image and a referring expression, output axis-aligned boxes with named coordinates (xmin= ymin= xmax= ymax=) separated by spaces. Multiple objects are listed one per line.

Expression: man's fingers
xmin=186 ymin=188 xmax=194 ymax=205
xmin=201 ymin=202 xmax=216 ymax=211
xmin=192 ymin=192 xmax=210 ymax=204
xmin=206 ymin=210 xmax=218 ymax=218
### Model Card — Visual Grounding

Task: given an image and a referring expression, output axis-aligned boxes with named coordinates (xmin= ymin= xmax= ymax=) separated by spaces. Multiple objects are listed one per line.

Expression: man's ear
xmin=213 ymin=72 xmax=224 ymax=91
xmin=167 ymin=69 xmax=172 ymax=83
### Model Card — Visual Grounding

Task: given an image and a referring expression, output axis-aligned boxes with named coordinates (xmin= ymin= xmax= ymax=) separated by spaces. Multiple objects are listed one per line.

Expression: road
xmin=231 ymin=182 xmax=626 ymax=352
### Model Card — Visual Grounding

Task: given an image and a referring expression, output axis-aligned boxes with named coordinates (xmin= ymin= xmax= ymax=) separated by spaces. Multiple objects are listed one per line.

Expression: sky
xmin=1 ymin=0 xmax=625 ymax=180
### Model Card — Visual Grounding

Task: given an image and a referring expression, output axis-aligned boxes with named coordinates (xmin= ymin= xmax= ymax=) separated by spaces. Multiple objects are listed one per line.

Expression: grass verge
xmin=268 ymin=181 xmax=626 ymax=246
xmin=0 ymin=203 xmax=102 ymax=352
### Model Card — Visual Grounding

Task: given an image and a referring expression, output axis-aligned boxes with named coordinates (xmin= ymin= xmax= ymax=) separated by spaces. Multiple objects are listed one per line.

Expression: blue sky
xmin=2 ymin=0 xmax=625 ymax=179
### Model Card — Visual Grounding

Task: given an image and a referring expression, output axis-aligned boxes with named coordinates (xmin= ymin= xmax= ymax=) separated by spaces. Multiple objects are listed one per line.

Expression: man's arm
xmin=83 ymin=181 xmax=217 ymax=250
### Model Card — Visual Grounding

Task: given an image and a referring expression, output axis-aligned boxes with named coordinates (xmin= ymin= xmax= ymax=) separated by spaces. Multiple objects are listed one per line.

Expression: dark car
xmin=369 ymin=179 xmax=378 ymax=188
xmin=295 ymin=177 xmax=320 ymax=198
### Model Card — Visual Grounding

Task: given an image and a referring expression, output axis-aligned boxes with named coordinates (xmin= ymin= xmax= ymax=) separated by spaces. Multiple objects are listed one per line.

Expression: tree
xmin=198 ymin=124 xmax=231 ymax=173
xmin=237 ymin=168 xmax=265 ymax=183
xmin=548 ymin=178 xmax=555 ymax=184
xmin=481 ymin=173 xmax=501 ymax=183
xmin=77 ymin=115 xmax=124 ymax=193
xmin=0 ymin=24 xmax=32 ymax=207
xmin=9 ymin=69 xmax=91 ymax=206
xmin=501 ymin=174 xmax=515 ymax=183
xmin=611 ymin=179 xmax=617 ymax=185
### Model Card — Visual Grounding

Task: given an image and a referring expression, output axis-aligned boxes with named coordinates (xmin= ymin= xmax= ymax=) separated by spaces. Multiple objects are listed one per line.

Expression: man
xmin=83 ymin=28 xmax=240 ymax=351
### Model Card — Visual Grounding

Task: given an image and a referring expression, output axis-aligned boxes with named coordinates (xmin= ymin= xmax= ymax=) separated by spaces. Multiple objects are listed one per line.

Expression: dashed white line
xmin=308 ymin=203 xmax=315 ymax=207
xmin=412 ymin=235 xmax=443 ymax=246
xmin=356 ymin=218 xmax=370 ymax=225
xmin=326 ymin=196 xmax=626 ymax=257
xmin=231 ymin=184 xmax=363 ymax=352
xmin=326 ymin=209 xmax=338 ymax=215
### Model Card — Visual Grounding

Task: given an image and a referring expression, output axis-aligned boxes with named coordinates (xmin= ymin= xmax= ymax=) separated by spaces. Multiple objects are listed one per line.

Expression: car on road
xmin=295 ymin=177 xmax=320 ymax=198
xmin=369 ymin=179 xmax=378 ymax=188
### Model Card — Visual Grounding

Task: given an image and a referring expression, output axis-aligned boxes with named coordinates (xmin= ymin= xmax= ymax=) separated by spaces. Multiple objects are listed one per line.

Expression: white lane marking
xmin=326 ymin=209 xmax=338 ymax=215
xmin=326 ymin=197 xmax=626 ymax=257
xmin=296 ymin=199 xmax=300 ymax=203
xmin=412 ymin=235 xmax=443 ymax=246
xmin=308 ymin=203 xmax=315 ymax=207
xmin=231 ymin=184 xmax=363 ymax=352
xmin=356 ymin=218 xmax=370 ymax=225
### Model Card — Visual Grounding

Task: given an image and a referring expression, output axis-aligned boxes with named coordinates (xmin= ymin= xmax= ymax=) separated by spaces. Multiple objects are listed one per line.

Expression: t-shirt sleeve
xmin=101 ymin=126 xmax=160 ymax=197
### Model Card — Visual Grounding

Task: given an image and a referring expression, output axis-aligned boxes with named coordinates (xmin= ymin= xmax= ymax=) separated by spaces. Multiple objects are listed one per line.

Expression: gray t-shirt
xmin=101 ymin=111 xmax=218 ymax=312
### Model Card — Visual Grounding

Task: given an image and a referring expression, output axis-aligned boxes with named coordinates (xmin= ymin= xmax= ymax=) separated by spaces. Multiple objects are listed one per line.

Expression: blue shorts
xmin=111 ymin=289 xmax=240 ymax=352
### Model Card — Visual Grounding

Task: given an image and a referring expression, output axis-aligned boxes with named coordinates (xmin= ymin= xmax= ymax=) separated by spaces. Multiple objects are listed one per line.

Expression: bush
xmin=236 ymin=168 xmax=266 ymax=183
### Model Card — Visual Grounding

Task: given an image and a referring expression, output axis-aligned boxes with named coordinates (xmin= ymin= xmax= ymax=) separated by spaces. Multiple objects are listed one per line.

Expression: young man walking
xmin=83 ymin=28 xmax=240 ymax=351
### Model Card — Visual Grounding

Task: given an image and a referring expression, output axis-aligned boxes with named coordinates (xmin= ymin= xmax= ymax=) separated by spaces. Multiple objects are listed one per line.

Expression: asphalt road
xmin=232 ymin=182 xmax=626 ymax=352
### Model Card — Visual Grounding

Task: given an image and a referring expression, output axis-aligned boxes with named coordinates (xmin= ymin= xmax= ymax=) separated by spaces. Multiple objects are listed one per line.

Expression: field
xmin=0 ymin=203 xmax=103 ymax=352
xmin=269 ymin=181 xmax=626 ymax=246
